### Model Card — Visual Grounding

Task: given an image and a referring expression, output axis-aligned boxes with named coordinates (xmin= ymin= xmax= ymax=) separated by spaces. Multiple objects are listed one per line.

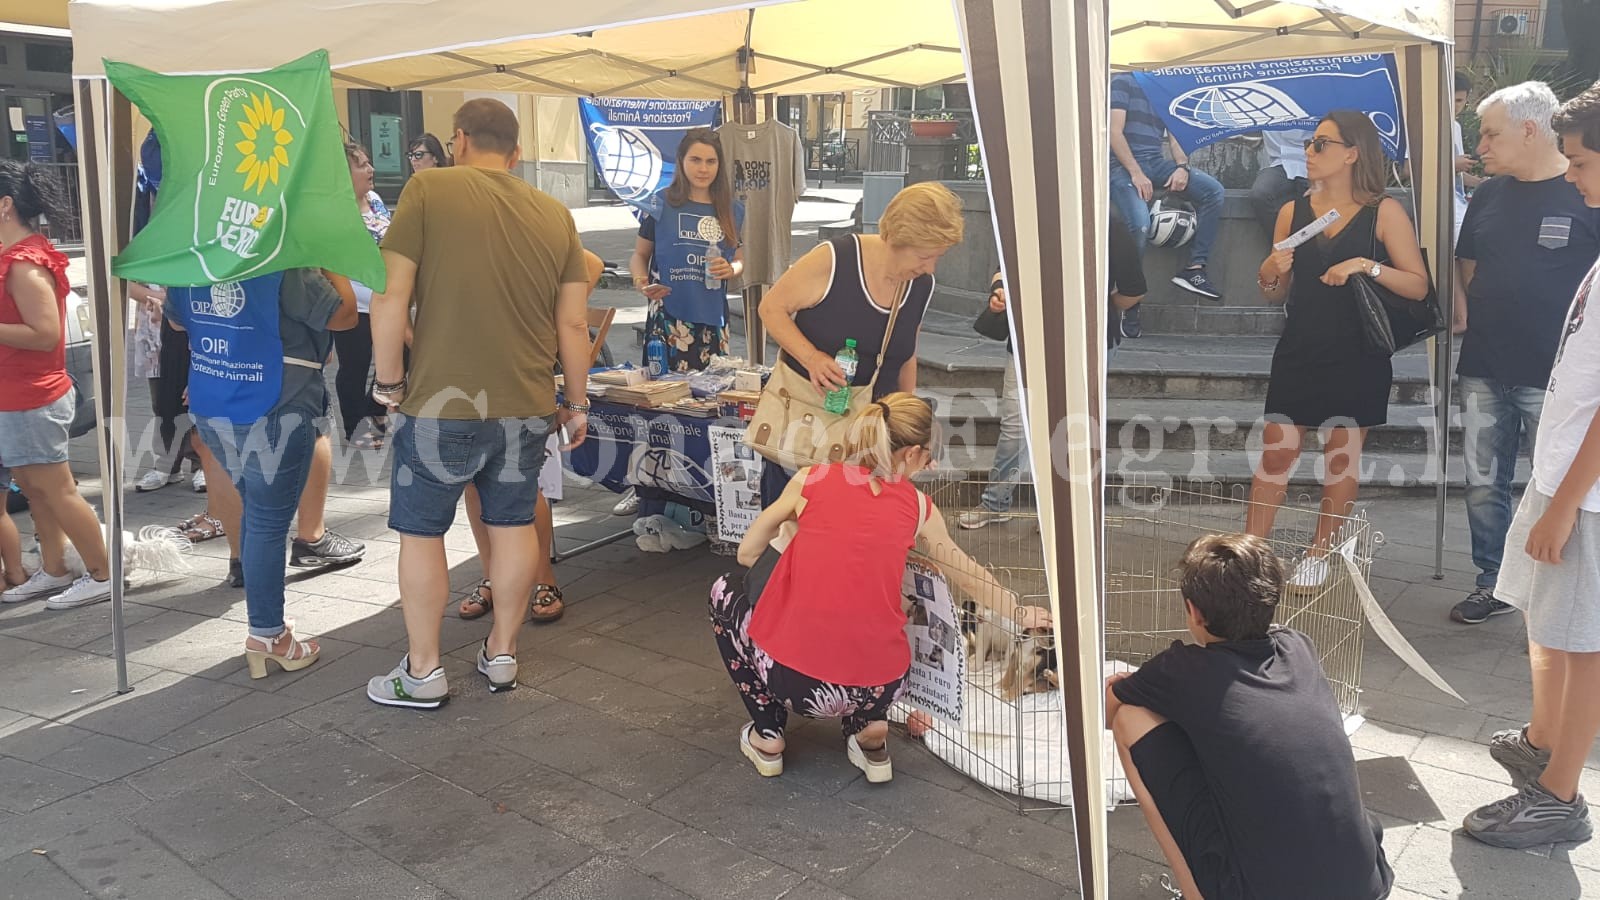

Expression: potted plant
xmin=911 ymin=111 xmax=960 ymax=139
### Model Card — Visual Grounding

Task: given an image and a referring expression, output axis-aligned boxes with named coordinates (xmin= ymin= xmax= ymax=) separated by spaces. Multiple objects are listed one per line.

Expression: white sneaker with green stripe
xmin=367 ymin=655 xmax=449 ymax=709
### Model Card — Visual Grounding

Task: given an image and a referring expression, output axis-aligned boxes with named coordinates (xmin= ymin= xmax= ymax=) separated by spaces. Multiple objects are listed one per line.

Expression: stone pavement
xmin=3 ymin=439 xmax=1598 ymax=898
xmin=19 ymin=218 xmax=1600 ymax=897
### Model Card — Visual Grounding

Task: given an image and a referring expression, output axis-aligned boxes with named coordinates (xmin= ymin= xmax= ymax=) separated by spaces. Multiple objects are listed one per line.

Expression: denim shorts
xmin=0 ymin=390 xmax=76 ymax=468
xmin=388 ymin=413 xmax=556 ymax=537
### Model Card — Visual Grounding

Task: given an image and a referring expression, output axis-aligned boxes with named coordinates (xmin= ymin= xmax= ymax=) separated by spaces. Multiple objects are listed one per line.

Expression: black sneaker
xmin=1172 ymin=267 xmax=1223 ymax=301
xmin=1450 ymin=586 xmax=1515 ymax=624
xmin=227 ymin=558 xmax=244 ymax=589
xmin=1464 ymin=780 xmax=1592 ymax=848
xmin=289 ymin=530 xmax=366 ymax=569
xmin=1120 ymin=303 xmax=1143 ymax=339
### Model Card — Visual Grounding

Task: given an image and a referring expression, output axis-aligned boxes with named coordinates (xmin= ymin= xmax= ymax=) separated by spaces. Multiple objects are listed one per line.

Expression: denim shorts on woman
xmin=388 ymin=413 xmax=555 ymax=537
xmin=0 ymin=390 xmax=76 ymax=468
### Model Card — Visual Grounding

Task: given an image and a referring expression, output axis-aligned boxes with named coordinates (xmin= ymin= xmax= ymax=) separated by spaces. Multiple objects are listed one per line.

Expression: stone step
xmin=928 ymin=391 xmax=1462 ymax=454
xmin=1105 ymin=398 xmax=1463 ymax=454
xmin=1132 ymin=302 xmax=1287 ymax=337
xmin=930 ymin=442 xmax=1524 ymax=504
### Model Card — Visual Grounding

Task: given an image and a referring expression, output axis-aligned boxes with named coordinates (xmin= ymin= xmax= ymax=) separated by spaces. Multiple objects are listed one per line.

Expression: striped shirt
xmin=1110 ymin=74 xmax=1167 ymax=164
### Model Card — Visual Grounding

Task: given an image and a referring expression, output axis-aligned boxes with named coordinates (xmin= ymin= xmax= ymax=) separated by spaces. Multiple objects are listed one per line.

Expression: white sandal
xmin=847 ymin=734 xmax=893 ymax=783
xmin=739 ymin=723 xmax=784 ymax=777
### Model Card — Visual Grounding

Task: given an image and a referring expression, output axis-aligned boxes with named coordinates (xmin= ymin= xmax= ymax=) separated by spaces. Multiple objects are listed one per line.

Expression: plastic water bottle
xmin=824 ymin=338 xmax=858 ymax=414
xmin=704 ymin=243 xmax=723 ymax=291
xmin=646 ymin=336 xmax=667 ymax=377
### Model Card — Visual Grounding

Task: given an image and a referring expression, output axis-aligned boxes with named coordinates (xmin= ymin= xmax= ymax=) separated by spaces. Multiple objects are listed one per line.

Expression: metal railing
xmin=35 ymin=162 xmax=83 ymax=249
xmin=866 ymin=109 xmax=982 ymax=180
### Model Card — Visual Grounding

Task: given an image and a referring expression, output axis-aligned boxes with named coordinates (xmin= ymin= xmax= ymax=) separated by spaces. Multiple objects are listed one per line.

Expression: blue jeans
xmin=981 ymin=360 xmax=1030 ymax=512
xmin=196 ymin=407 xmax=318 ymax=638
xmin=388 ymin=414 xmax=555 ymax=537
xmin=1110 ymin=156 xmax=1224 ymax=267
xmin=1459 ymin=376 xmax=1545 ymax=590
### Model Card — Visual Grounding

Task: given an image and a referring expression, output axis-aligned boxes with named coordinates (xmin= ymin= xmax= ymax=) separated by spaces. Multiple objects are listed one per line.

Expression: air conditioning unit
xmin=1496 ymin=11 xmax=1531 ymax=36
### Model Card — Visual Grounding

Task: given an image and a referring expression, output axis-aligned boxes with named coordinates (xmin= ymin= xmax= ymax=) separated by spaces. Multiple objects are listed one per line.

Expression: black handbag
xmin=1351 ymin=227 xmax=1445 ymax=356
xmin=973 ymin=277 xmax=1010 ymax=341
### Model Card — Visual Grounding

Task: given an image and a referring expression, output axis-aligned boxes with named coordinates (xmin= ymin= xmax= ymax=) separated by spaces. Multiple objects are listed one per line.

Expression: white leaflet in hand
xmin=1274 ymin=208 xmax=1341 ymax=251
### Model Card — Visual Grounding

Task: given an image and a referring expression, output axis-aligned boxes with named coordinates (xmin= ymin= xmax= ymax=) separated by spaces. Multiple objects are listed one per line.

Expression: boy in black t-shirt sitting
xmin=1106 ymin=534 xmax=1394 ymax=900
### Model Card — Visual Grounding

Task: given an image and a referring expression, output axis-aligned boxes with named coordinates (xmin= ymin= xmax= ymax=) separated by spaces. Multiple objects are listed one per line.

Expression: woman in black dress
xmin=1248 ymin=110 xmax=1431 ymax=590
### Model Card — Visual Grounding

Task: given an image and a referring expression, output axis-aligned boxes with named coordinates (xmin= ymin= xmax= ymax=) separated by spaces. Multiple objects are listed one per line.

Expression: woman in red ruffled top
xmin=0 ymin=161 xmax=114 ymax=610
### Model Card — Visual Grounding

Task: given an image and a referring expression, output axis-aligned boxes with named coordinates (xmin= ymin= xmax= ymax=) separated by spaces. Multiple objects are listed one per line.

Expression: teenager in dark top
xmin=1107 ymin=533 xmax=1393 ymax=900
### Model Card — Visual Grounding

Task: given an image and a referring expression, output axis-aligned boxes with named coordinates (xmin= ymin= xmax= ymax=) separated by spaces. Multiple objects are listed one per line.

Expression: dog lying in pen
xmin=960 ymin=599 xmax=1060 ymax=700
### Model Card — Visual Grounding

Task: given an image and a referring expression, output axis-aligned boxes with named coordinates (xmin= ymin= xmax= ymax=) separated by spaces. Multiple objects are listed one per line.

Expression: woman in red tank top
xmin=0 ymin=162 xmax=116 ymax=610
xmin=709 ymin=392 xmax=1052 ymax=782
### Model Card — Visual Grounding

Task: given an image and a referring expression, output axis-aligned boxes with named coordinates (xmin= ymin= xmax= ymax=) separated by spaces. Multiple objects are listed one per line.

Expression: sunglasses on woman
xmin=406 ymin=150 xmax=433 ymax=160
xmin=1303 ymin=137 xmax=1353 ymax=154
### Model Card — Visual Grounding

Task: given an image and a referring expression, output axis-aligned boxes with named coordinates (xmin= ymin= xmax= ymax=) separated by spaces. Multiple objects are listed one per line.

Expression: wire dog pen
xmin=896 ymin=474 xmax=1374 ymax=813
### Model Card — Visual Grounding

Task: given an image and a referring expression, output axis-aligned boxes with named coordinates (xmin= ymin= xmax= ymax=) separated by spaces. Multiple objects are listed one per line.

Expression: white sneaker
xmin=192 ymin=470 xmax=208 ymax=493
xmin=135 ymin=471 xmax=183 ymax=492
xmin=611 ymin=487 xmax=640 ymax=516
xmin=2 ymin=569 xmax=76 ymax=604
xmin=45 ymin=574 xmax=114 ymax=610
xmin=1287 ymin=555 xmax=1330 ymax=594
xmin=475 ymin=642 xmax=518 ymax=693
xmin=957 ymin=509 xmax=1005 ymax=530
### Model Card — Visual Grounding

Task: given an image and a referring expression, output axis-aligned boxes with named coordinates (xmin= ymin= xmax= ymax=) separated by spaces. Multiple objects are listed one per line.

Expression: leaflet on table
xmin=1273 ymin=208 xmax=1340 ymax=251
xmin=901 ymin=557 xmax=965 ymax=724
xmin=709 ymin=425 xmax=762 ymax=541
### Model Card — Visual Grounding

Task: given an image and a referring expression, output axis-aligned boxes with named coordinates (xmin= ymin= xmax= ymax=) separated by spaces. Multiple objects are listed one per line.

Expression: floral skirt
xmin=644 ymin=299 xmax=730 ymax=373
xmin=708 ymin=570 xmax=907 ymax=741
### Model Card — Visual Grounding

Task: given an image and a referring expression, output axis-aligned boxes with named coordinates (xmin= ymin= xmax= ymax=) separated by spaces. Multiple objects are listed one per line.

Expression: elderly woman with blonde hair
xmin=756 ymin=181 xmax=965 ymax=505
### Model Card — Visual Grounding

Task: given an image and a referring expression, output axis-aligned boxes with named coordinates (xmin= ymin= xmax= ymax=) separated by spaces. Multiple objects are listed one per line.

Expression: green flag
xmin=106 ymin=50 xmax=385 ymax=290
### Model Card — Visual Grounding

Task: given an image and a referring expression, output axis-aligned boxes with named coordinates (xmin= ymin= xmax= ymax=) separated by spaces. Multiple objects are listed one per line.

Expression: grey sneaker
xmin=367 ymin=656 xmax=450 ymax=709
xmin=290 ymin=530 xmax=366 ymax=568
xmin=475 ymin=642 xmax=518 ymax=693
xmin=1450 ymin=586 xmax=1515 ymax=624
xmin=1464 ymin=781 xmax=1592 ymax=849
xmin=1489 ymin=725 xmax=1552 ymax=789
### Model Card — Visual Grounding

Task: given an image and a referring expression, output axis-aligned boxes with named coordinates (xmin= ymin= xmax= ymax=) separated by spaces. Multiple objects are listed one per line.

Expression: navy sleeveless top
xmin=784 ymin=235 xmax=934 ymax=398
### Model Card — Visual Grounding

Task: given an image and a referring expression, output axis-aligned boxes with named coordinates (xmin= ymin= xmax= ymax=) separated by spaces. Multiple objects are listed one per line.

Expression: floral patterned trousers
xmin=709 ymin=571 xmax=907 ymax=742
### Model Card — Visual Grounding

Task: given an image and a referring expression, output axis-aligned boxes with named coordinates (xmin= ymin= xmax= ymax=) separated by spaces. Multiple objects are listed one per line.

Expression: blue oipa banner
xmin=1133 ymin=54 xmax=1406 ymax=161
xmin=580 ymin=97 xmax=723 ymax=218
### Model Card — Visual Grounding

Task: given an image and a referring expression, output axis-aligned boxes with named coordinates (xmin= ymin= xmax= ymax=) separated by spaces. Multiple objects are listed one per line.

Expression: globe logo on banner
xmin=207 ymin=281 xmax=247 ymax=318
xmin=1134 ymin=55 xmax=1408 ymax=161
xmin=630 ymin=444 xmax=712 ymax=502
xmin=1170 ymin=82 xmax=1308 ymax=130
xmin=590 ymin=124 xmax=663 ymax=202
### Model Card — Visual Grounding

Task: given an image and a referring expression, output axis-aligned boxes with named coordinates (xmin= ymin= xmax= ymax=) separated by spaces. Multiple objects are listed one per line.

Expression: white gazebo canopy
xmin=62 ymin=4 xmax=1454 ymax=899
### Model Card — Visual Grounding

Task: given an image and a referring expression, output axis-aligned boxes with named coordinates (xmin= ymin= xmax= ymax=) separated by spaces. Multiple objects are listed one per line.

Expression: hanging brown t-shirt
xmin=382 ymin=166 xmax=588 ymax=420
xmin=718 ymin=120 xmax=806 ymax=286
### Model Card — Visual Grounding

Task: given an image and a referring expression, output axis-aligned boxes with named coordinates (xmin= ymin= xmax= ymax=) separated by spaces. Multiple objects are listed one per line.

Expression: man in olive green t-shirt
xmin=367 ymin=98 xmax=594 ymax=708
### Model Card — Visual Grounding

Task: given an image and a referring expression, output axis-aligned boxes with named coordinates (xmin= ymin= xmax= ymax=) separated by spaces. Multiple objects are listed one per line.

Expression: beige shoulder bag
xmin=743 ymin=289 xmax=903 ymax=470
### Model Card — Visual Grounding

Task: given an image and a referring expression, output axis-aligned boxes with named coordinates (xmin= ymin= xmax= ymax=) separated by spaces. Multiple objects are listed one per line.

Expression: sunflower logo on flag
xmin=234 ymin=93 xmax=294 ymax=195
